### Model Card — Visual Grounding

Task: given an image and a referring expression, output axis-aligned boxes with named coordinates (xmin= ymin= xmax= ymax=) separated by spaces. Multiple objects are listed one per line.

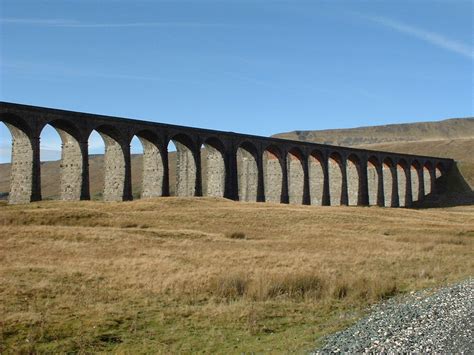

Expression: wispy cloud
xmin=2 ymin=61 xmax=193 ymax=85
xmin=0 ymin=17 xmax=232 ymax=28
xmin=363 ymin=14 xmax=473 ymax=60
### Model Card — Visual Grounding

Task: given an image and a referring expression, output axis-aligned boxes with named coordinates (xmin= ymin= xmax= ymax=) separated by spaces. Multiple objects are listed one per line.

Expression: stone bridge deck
xmin=0 ymin=101 xmax=453 ymax=206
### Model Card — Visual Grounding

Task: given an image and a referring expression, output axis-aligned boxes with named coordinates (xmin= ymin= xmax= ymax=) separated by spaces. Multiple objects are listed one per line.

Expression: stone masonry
xmin=0 ymin=102 xmax=453 ymax=206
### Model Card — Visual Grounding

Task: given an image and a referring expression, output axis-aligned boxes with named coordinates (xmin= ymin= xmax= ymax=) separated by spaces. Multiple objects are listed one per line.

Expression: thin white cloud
xmin=0 ymin=17 xmax=232 ymax=28
xmin=364 ymin=14 xmax=473 ymax=60
xmin=1 ymin=61 xmax=193 ymax=85
xmin=0 ymin=18 xmax=76 ymax=26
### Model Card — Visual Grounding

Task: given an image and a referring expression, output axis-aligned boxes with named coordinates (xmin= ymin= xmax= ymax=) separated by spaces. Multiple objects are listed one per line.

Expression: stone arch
xmin=133 ymin=130 xmax=164 ymax=199
xmin=423 ymin=161 xmax=433 ymax=196
xmin=169 ymin=133 xmax=197 ymax=197
xmin=42 ymin=120 xmax=85 ymax=201
xmin=237 ymin=141 xmax=258 ymax=202
xmin=382 ymin=157 xmax=394 ymax=207
xmin=201 ymin=137 xmax=226 ymax=197
xmin=263 ymin=145 xmax=283 ymax=203
xmin=397 ymin=159 xmax=409 ymax=207
xmin=328 ymin=152 xmax=343 ymax=206
xmin=287 ymin=148 xmax=305 ymax=205
xmin=367 ymin=156 xmax=380 ymax=206
xmin=309 ymin=150 xmax=324 ymax=206
xmin=1 ymin=113 xmax=32 ymax=136
xmin=91 ymin=125 xmax=128 ymax=201
xmin=411 ymin=160 xmax=421 ymax=202
xmin=346 ymin=154 xmax=361 ymax=206
xmin=0 ymin=113 xmax=38 ymax=204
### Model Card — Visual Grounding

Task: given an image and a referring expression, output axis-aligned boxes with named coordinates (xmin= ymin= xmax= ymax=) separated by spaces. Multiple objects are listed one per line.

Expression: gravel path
xmin=314 ymin=278 xmax=473 ymax=353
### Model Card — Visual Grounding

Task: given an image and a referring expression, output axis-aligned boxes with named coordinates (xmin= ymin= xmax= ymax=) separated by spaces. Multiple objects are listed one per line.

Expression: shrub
xmin=225 ymin=232 xmax=246 ymax=240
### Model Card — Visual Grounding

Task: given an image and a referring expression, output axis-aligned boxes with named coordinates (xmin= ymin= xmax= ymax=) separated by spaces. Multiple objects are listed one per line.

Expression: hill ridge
xmin=273 ymin=117 xmax=474 ymax=146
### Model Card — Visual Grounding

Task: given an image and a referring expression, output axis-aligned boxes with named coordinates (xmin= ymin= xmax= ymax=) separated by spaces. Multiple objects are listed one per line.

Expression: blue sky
xmin=0 ymin=0 xmax=473 ymax=162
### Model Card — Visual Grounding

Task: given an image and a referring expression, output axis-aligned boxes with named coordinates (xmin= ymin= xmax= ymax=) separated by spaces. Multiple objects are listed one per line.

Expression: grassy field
xmin=1 ymin=198 xmax=473 ymax=353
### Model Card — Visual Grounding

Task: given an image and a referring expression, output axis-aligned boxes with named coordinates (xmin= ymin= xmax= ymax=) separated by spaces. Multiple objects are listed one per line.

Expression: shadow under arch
xmin=201 ymin=136 xmax=226 ymax=197
xmin=328 ymin=152 xmax=343 ymax=206
xmin=287 ymin=147 xmax=305 ymax=205
xmin=309 ymin=150 xmax=324 ymax=206
xmin=346 ymin=153 xmax=361 ymax=206
xmin=434 ymin=162 xmax=446 ymax=194
xmin=236 ymin=141 xmax=258 ymax=202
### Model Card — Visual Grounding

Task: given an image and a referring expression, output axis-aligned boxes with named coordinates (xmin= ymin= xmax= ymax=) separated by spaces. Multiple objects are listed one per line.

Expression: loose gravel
xmin=314 ymin=278 xmax=473 ymax=354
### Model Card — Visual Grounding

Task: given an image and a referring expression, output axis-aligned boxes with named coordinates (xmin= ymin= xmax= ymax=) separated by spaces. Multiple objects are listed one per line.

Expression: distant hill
xmin=1 ymin=117 xmax=473 ymax=200
xmin=273 ymin=118 xmax=474 ymax=146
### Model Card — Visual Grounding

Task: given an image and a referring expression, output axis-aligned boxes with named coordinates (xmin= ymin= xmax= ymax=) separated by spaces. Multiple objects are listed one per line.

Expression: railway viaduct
xmin=0 ymin=102 xmax=453 ymax=206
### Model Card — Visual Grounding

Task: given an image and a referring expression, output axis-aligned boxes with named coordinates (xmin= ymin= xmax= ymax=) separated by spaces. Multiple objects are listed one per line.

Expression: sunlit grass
xmin=0 ymin=198 xmax=473 ymax=353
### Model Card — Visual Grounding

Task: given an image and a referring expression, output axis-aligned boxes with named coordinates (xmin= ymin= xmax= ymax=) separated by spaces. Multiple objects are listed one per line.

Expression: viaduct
xmin=0 ymin=102 xmax=453 ymax=206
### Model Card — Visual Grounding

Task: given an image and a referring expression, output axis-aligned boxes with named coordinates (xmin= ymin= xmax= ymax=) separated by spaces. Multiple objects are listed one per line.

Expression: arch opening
xmin=168 ymin=134 xmax=197 ymax=197
xmin=367 ymin=157 xmax=379 ymax=206
xmin=130 ymin=136 xmax=144 ymax=199
xmin=0 ymin=122 xmax=12 ymax=164
xmin=382 ymin=158 xmax=394 ymax=207
xmin=328 ymin=153 xmax=343 ymax=206
xmin=237 ymin=142 xmax=258 ymax=202
xmin=87 ymin=130 xmax=105 ymax=200
xmin=309 ymin=151 xmax=324 ymax=206
xmin=397 ymin=160 xmax=408 ymax=207
xmin=0 ymin=122 xmax=13 ymax=201
xmin=201 ymin=138 xmax=225 ymax=197
xmin=287 ymin=148 xmax=304 ymax=205
xmin=39 ymin=124 xmax=62 ymax=200
xmin=263 ymin=146 xmax=283 ymax=203
xmin=346 ymin=154 xmax=361 ymax=206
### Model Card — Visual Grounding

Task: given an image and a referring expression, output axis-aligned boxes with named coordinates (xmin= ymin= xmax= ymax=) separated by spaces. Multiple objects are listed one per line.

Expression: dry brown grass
xmin=0 ymin=198 xmax=473 ymax=353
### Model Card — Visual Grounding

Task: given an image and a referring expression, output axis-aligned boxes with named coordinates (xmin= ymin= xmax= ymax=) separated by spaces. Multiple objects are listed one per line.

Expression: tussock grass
xmin=210 ymin=272 xmax=326 ymax=301
xmin=225 ymin=231 xmax=247 ymax=239
xmin=0 ymin=198 xmax=473 ymax=353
